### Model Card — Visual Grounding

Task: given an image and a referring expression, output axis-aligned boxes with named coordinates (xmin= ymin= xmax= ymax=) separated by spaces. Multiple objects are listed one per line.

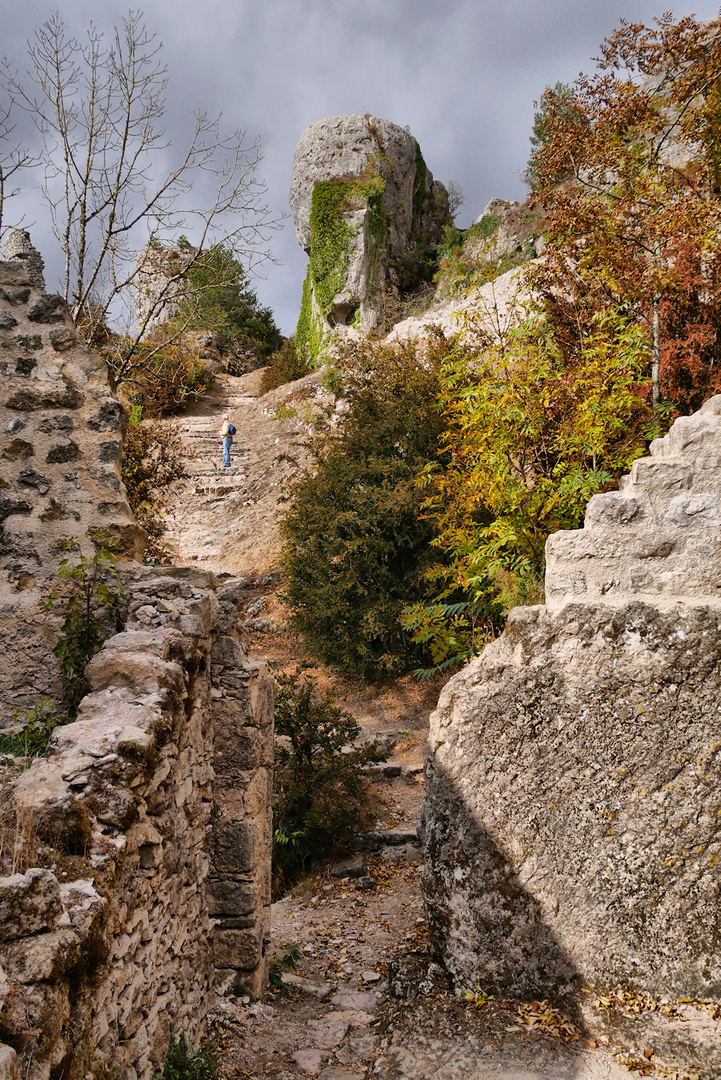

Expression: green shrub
xmin=152 ymin=1029 xmax=221 ymax=1080
xmin=280 ymin=335 xmax=453 ymax=678
xmin=0 ymin=699 xmax=63 ymax=759
xmin=273 ymin=670 xmax=385 ymax=895
xmin=44 ymin=540 xmax=125 ymax=716
xmin=259 ymin=337 xmax=311 ymax=394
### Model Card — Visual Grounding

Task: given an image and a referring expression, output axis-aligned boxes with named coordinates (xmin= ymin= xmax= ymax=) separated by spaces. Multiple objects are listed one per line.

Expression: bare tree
xmin=0 ymin=98 xmax=34 ymax=236
xmin=1 ymin=10 xmax=278 ymax=374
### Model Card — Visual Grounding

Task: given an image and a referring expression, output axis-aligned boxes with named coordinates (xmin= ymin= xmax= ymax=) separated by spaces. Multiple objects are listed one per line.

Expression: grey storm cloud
xmin=2 ymin=0 xmax=719 ymax=334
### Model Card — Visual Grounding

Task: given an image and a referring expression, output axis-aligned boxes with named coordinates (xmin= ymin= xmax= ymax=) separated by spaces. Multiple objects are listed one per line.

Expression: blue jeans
xmin=223 ymin=436 xmax=232 ymax=467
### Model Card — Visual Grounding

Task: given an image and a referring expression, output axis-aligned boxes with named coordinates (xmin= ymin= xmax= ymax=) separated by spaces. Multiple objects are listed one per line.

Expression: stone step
xmin=358 ymin=825 xmax=420 ymax=850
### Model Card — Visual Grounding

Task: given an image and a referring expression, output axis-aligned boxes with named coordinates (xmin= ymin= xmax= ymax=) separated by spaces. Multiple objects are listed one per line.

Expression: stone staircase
xmin=159 ymin=370 xmax=320 ymax=576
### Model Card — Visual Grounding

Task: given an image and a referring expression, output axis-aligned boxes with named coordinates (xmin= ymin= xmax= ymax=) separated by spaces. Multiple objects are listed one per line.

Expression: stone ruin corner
xmin=422 ymin=395 xmax=721 ymax=1050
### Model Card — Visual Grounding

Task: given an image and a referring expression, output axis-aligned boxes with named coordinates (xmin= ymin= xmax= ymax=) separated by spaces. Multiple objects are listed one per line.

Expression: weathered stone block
xmin=212 ymin=923 xmax=261 ymax=969
xmin=1 ymin=440 xmax=33 ymax=461
xmin=205 ymin=879 xmax=256 ymax=916
xmin=214 ymin=728 xmax=260 ymax=772
xmin=46 ymin=441 xmax=81 ymax=464
xmin=12 ymin=928 xmax=81 ymax=983
xmin=0 ymin=870 xmax=62 ymax=940
xmin=27 ymin=295 xmax=66 ymax=323
xmin=212 ymin=820 xmax=255 ymax=875
xmin=49 ymin=328 xmax=76 ymax=351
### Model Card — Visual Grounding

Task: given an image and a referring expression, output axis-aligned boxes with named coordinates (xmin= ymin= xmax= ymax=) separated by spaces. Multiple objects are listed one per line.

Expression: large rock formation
xmin=289 ymin=114 xmax=450 ymax=357
xmin=422 ymin=398 xmax=721 ymax=1012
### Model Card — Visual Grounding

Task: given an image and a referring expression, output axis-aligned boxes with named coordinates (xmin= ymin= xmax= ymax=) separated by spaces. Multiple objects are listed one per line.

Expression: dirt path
xmin=162 ymin=368 xmax=329 ymax=577
xmin=158 ymin=371 xmax=674 ymax=1080
xmin=209 ymin=858 xmax=635 ymax=1080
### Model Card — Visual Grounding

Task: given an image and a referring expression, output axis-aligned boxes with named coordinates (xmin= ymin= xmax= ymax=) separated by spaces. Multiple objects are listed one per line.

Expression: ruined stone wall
xmin=0 ymin=245 xmax=274 ymax=1079
xmin=133 ymin=242 xmax=196 ymax=336
xmin=0 ymin=568 xmax=273 ymax=1080
xmin=0 ymin=257 xmax=145 ymax=720
xmin=422 ymin=396 xmax=721 ymax=1004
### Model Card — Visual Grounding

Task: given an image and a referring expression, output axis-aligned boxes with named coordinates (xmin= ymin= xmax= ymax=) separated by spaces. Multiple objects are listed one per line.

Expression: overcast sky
xmin=2 ymin=0 xmax=720 ymax=335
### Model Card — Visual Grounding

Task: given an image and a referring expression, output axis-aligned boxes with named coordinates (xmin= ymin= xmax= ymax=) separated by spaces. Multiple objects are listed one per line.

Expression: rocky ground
xmin=158 ymin=369 xmax=708 ymax=1080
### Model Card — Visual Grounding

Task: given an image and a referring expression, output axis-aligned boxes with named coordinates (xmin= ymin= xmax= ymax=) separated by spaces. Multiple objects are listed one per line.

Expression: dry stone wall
xmin=422 ymin=397 xmax=721 ymax=1007
xmin=0 ymin=243 xmax=274 ymax=1079
xmin=0 ymin=568 xmax=273 ymax=1080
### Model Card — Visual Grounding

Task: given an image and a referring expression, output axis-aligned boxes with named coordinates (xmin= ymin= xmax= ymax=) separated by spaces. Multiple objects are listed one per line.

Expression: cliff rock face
xmin=422 ymin=397 xmax=721 ymax=1005
xmin=289 ymin=114 xmax=450 ymax=357
xmin=0 ymin=252 xmax=146 ymax=719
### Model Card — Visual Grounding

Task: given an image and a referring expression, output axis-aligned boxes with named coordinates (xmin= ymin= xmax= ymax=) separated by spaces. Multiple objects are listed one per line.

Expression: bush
xmin=259 ymin=337 xmax=312 ymax=394
xmin=152 ymin=1029 xmax=221 ymax=1080
xmin=117 ymin=332 xmax=213 ymax=418
xmin=280 ymin=335 xmax=454 ymax=678
xmin=273 ymin=670 xmax=385 ymax=895
xmin=122 ymin=412 xmax=185 ymax=563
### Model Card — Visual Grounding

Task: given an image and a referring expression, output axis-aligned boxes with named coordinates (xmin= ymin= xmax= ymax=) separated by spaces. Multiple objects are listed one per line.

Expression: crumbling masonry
xmin=0 ymin=240 xmax=273 ymax=1080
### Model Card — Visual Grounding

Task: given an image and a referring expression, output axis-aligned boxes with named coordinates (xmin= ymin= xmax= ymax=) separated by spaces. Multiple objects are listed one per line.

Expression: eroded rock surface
xmin=422 ymin=398 xmax=721 ymax=1060
xmin=546 ymin=394 xmax=721 ymax=611
xmin=290 ymin=114 xmax=449 ymax=346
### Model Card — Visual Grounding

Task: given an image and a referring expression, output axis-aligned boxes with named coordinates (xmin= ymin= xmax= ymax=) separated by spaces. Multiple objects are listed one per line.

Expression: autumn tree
xmin=401 ymin=294 xmax=659 ymax=673
xmin=528 ymin=13 xmax=721 ymax=407
xmin=0 ymin=12 xmax=277 ymax=367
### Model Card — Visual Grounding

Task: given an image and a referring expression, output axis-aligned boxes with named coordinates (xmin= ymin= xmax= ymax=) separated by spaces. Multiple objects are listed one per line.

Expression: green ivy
xmin=296 ymin=175 xmax=387 ymax=362
xmin=308 ymin=181 xmax=355 ymax=314
xmin=295 ymin=266 xmax=327 ymax=364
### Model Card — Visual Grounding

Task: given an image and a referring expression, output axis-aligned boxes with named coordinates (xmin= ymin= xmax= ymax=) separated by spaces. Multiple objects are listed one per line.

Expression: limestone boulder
xmin=290 ymin=114 xmax=450 ymax=342
xmin=0 ymin=870 xmax=62 ymax=941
